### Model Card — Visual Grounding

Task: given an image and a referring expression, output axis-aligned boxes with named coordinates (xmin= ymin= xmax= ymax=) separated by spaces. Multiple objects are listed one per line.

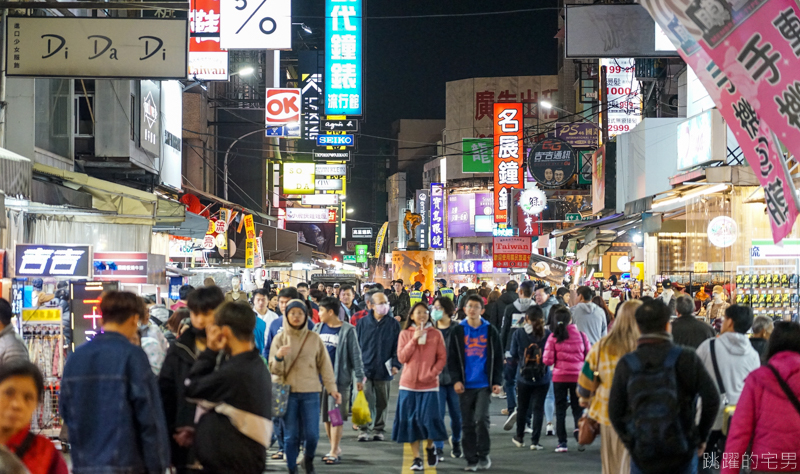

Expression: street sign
xmin=313 ymin=150 xmax=351 ymax=162
xmin=220 ymin=0 xmax=291 ymax=50
xmin=322 ymin=119 xmax=359 ymax=132
xmin=315 ymin=164 xmax=347 ymax=175
xmin=316 ymin=134 xmax=354 ymax=147
xmin=355 ymin=244 xmax=368 ymax=263
xmin=7 ymin=17 xmax=188 ymax=79
xmin=565 ymin=213 xmax=591 ymax=221
xmin=266 ymin=123 xmax=300 ymax=138
xmin=265 ymin=89 xmax=301 ymax=125
xmin=352 ymin=227 xmax=372 ymax=238
xmin=343 ymin=254 xmax=356 ymax=263
xmin=301 ymin=194 xmax=340 ymax=206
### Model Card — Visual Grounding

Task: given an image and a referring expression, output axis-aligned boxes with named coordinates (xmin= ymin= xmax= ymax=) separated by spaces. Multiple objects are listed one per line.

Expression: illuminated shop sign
xmin=15 ymin=244 xmax=91 ymax=278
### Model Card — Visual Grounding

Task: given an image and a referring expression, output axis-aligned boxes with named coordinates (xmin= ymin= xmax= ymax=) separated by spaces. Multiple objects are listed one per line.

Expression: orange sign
xmin=493 ymin=102 xmax=524 ymax=223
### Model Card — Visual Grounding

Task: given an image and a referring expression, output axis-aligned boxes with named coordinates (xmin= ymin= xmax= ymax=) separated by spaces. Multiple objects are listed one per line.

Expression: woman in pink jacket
xmin=393 ymin=302 xmax=448 ymax=471
xmin=542 ymin=305 xmax=591 ymax=453
xmin=723 ymin=321 xmax=800 ymax=474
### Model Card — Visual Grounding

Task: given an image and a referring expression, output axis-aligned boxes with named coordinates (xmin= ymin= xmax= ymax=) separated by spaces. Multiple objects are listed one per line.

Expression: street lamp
xmin=292 ymin=23 xmax=313 ymax=34
xmin=232 ymin=66 xmax=255 ymax=77
xmin=340 ymin=250 xmax=345 ymax=254
xmin=347 ymin=208 xmax=354 ymax=214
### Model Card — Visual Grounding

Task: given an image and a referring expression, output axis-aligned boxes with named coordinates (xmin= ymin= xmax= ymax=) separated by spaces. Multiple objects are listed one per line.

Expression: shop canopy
xmin=0 ymin=147 xmax=32 ymax=198
xmin=182 ymin=184 xmax=276 ymax=222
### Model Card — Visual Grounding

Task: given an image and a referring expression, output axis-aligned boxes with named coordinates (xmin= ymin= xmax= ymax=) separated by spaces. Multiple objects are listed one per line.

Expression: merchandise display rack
xmin=735 ymin=265 xmax=799 ymax=322
xmin=21 ymin=307 xmax=64 ymax=438
xmin=657 ymin=271 xmax=732 ymax=297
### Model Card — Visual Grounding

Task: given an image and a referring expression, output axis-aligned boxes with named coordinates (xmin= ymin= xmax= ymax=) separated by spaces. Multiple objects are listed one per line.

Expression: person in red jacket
xmin=542 ymin=305 xmax=590 ymax=453
xmin=0 ymin=361 xmax=68 ymax=474
xmin=723 ymin=321 xmax=800 ymax=474
xmin=392 ymin=303 xmax=448 ymax=471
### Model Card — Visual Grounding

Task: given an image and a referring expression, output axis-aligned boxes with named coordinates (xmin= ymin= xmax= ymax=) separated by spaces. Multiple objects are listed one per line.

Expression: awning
xmin=0 ymin=147 xmax=32 ymax=198
xmin=153 ymin=211 xmax=209 ymax=239
xmin=182 ymin=184 xmax=276 ymax=221
xmin=33 ymin=163 xmax=156 ymax=224
xmin=551 ymin=213 xmax=625 ymax=238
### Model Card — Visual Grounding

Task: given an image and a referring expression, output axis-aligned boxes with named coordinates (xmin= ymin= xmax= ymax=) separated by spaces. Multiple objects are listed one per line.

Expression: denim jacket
xmin=61 ymin=332 xmax=170 ymax=474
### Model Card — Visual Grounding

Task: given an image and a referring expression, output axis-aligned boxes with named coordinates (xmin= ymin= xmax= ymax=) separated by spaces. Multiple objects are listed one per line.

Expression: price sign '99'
xmin=220 ymin=0 xmax=291 ymax=50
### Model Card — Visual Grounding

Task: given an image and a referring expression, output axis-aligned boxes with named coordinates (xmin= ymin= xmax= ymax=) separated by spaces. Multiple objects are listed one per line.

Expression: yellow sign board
xmin=282 ymin=162 xmax=316 ymax=194
xmin=243 ymin=214 xmax=255 ymax=239
xmin=23 ymin=308 xmax=62 ymax=323
xmin=245 ymin=239 xmax=255 ymax=268
xmin=694 ymin=261 xmax=709 ymax=273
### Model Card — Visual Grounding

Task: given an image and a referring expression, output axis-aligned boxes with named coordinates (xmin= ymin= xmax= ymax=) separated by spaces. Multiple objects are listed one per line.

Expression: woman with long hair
xmin=393 ymin=302 xmax=448 ymax=470
xmin=542 ymin=305 xmax=591 ymax=453
xmin=509 ymin=306 xmax=552 ymax=450
xmin=577 ymin=300 xmax=642 ymax=473
xmin=485 ymin=290 xmax=503 ymax=329
xmin=592 ymin=296 xmax=614 ymax=329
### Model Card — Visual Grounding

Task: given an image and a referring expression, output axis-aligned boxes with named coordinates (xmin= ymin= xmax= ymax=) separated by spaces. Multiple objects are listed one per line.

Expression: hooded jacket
xmin=268 ymin=313 xmax=337 ymax=394
xmin=312 ymin=321 xmax=365 ymax=390
xmin=570 ymin=302 xmax=608 ymax=346
xmin=397 ymin=324 xmax=447 ymax=391
xmin=447 ymin=318 xmax=503 ymax=388
xmin=355 ymin=310 xmax=402 ymax=381
xmin=695 ymin=332 xmax=761 ymax=430
xmin=542 ymin=324 xmax=590 ymax=383
xmin=495 ymin=291 xmax=519 ymax=327
xmin=500 ymin=297 xmax=535 ymax=354
xmin=539 ymin=295 xmax=560 ymax=326
xmin=722 ymin=351 xmax=800 ymax=474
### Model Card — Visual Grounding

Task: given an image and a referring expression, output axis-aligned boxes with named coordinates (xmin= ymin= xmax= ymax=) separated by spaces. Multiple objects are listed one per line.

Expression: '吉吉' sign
xmin=6 ymin=17 xmax=188 ymax=79
xmin=15 ymin=244 xmax=92 ymax=278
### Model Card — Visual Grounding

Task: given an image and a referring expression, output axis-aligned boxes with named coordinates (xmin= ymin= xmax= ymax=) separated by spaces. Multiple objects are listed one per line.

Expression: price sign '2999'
xmin=220 ymin=0 xmax=291 ymax=50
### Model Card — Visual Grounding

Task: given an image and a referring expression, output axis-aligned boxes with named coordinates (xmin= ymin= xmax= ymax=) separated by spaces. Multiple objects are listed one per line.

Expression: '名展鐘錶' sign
xmin=6 ymin=17 xmax=188 ymax=79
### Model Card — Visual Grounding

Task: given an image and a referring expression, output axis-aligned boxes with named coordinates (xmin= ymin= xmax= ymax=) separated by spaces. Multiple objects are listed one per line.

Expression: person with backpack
xmin=608 ymin=299 xmax=720 ymax=474
xmin=499 ymin=280 xmax=536 ymax=421
xmin=431 ymin=296 xmax=463 ymax=461
xmin=542 ymin=305 xmax=591 ymax=453
xmin=577 ymin=299 xmax=642 ymax=474
xmin=722 ymin=321 xmax=800 ymax=474
xmin=508 ymin=306 xmax=551 ymax=450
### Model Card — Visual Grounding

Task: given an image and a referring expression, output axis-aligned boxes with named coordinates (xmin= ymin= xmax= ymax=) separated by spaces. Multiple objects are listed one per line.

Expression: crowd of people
xmin=0 ymin=275 xmax=799 ymax=474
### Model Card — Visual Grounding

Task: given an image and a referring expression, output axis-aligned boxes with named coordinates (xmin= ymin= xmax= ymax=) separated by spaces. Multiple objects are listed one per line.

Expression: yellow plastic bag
xmin=351 ymin=390 xmax=372 ymax=426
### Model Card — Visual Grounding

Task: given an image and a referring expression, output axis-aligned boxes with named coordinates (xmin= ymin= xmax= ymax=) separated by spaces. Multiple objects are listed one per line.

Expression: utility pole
xmin=600 ymin=64 xmax=609 ymax=146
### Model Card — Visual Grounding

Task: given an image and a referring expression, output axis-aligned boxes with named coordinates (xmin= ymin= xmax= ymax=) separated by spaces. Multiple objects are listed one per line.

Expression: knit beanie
xmin=285 ymin=299 xmax=308 ymax=317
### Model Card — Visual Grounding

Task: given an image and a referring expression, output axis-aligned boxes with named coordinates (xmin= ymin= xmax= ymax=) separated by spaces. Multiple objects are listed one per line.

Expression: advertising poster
xmin=527 ymin=253 xmax=569 ymax=285
xmin=592 ymin=146 xmax=606 ymax=215
xmin=286 ymin=223 xmax=336 ymax=255
xmin=493 ymin=102 xmax=524 ymax=223
xmin=391 ymin=250 xmax=435 ymax=292
xmin=430 ymin=183 xmax=445 ymax=248
xmin=528 ymin=138 xmax=577 ymax=188
xmin=447 ymin=193 xmax=494 ymax=238
xmin=492 ymin=237 xmax=532 ymax=269
xmin=602 ymin=58 xmax=643 ymax=136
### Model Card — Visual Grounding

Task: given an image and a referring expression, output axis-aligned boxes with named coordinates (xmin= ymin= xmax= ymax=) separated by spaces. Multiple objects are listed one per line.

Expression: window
xmin=74 ymin=95 xmax=94 ymax=137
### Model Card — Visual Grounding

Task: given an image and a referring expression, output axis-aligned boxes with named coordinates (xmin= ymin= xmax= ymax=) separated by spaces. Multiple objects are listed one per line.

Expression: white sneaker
xmin=546 ymin=423 xmax=554 ymax=436
xmin=530 ymin=444 xmax=544 ymax=451
xmin=477 ymin=456 xmax=492 ymax=470
xmin=524 ymin=426 xmax=533 ymax=434
xmin=503 ymin=410 xmax=517 ymax=431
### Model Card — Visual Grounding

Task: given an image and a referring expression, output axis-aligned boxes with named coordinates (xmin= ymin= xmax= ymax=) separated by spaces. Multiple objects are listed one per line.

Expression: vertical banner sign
xmin=335 ymin=201 xmax=343 ymax=247
xmin=245 ymin=239 xmax=255 ymax=269
xmin=189 ymin=0 xmax=228 ymax=80
xmin=639 ymin=0 xmax=800 ymax=243
xmin=375 ymin=221 xmax=389 ymax=259
xmin=602 ymin=58 xmax=642 ymax=137
xmin=253 ymin=236 xmax=264 ymax=267
xmin=592 ymin=146 xmax=606 ymax=215
xmin=493 ymin=103 xmax=524 ymax=223
xmin=430 ymin=183 xmax=445 ymax=249
xmin=324 ymin=0 xmax=363 ymax=115
xmin=243 ymin=214 xmax=255 ymax=239
xmin=415 ymin=189 xmax=429 ymax=249
xmin=299 ymin=51 xmax=324 ymax=141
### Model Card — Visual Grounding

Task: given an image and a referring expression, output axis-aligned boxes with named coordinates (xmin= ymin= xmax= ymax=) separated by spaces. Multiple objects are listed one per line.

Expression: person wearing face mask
xmin=431 ymin=297 xmax=463 ymax=461
xmin=705 ymin=285 xmax=730 ymax=332
xmin=159 ymin=286 xmax=224 ymax=474
xmin=355 ymin=291 xmax=401 ymax=442
xmin=499 ymin=280 xmax=536 ymax=420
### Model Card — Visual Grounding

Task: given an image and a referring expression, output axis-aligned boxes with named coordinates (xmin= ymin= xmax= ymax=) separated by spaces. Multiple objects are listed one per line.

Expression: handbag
xmin=271 ymin=332 xmax=310 ymax=418
xmin=578 ymin=342 xmax=603 ymax=446
xmin=328 ymin=402 xmax=344 ymax=427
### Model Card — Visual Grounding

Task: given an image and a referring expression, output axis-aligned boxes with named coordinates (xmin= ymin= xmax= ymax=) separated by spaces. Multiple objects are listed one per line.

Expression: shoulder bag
xmin=710 ymin=339 xmax=737 ymax=436
xmin=766 ymin=364 xmax=800 ymax=417
xmin=272 ymin=332 xmax=310 ymax=418
xmin=578 ymin=341 xmax=602 ymax=446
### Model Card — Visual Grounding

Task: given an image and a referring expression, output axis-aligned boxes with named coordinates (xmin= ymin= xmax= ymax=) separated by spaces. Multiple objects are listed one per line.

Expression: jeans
xmin=460 ymin=387 xmax=491 ymax=465
xmin=434 ymin=384 xmax=463 ymax=450
xmin=503 ymin=362 xmax=517 ymax=412
xmin=283 ymin=392 xmax=320 ymax=471
xmin=361 ymin=379 xmax=391 ymax=434
xmin=632 ymin=455 xmax=697 ymax=474
xmin=274 ymin=417 xmax=285 ymax=450
xmin=553 ymin=382 xmax=582 ymax=444
xmin=515 ymin=382 xmax=549 ymax=444
xmin=545 ymin=381 xmax=555 ymax=423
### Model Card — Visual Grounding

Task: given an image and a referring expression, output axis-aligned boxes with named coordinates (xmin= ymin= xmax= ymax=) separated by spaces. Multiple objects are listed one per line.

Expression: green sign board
xmin=578 ymin=151 xmax=593 ymax=185
xmin=355 ymin=244 xmax=368 ymax=263
xmin=462 ymin=138 xmax=493 ymax=173
xmin=343 ymin=254 xmax=356 ymax=263
xmin=566 ymin=213 xmax=591 ymax=222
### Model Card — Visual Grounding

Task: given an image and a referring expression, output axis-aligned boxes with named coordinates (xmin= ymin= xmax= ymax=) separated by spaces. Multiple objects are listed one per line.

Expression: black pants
xmin=515 ymin=382 xmax=549 ymax=444
xmin=553 ymin=382 xmax=582 ymax=444
xmin=460 ymin=387 xmax=491 ymax=464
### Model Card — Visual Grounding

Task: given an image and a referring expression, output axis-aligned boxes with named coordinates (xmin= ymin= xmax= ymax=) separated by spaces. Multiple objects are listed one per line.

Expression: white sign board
xmin=285 ymin=207 xmax=330 ymax=223
xmin=601 ymin=58 xmax=642 ymax=137
xmin=301 ymin=194 xmax=340 ymax=206
xmin=315 ymin=164 xmax=347 ymax=175
xmin=315 ymin=179 xmax=343 ymax=191
xmin=6 ymin=17 xmax=188 ymax=79
xmin=220 ymin=0 xmax=291 ymax=50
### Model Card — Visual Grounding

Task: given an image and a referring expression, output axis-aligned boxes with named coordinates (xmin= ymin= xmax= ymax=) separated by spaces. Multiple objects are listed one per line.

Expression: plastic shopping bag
xmin=351 ymin=390 xmax=372 ymax=426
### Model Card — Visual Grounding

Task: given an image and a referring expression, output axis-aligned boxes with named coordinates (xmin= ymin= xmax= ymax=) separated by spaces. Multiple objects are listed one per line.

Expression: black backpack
xmin=519 ymin=337 xmax=547 ymax=383
xmin=622 ymin=346 xmax=691 ymax=463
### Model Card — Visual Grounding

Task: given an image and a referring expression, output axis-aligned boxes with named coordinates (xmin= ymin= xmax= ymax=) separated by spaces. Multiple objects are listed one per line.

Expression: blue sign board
xmin=316 ymin=134 xmax=354 ymax=147
xmin=430 ymin=183 xmax=444 ymax=248
xmin=325 ymin=0 xmax=363 ymax=115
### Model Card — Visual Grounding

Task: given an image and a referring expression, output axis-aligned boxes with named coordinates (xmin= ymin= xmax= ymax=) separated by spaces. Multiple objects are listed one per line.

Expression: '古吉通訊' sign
xmin=6 ymin=17 xmax=188 ymax=79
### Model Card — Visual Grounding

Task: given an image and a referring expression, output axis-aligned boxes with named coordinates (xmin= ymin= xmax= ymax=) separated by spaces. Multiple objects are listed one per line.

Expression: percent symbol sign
xmin=234 ymin=0 xmax=276 ymax=35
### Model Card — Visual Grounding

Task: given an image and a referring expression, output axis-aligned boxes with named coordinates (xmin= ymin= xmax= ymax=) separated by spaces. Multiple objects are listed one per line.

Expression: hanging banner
xmin=245 ymin=239 xmax=255 ymax=268
xmin=493 ymin=102 xmax=524 ymax=223
xmin=254 ymin=236 xmax=264 ymax=267
xmin=243 ymin=214 xmax=255 ymax=239
xmin=430 ymin=183 xmax=445 ymax=248
xmin=374 ymin=221 xmax=389 ymax=259
xmin=639 ymin=0 xmax=800 ymax=243
xmin=415 ymin=189 xmax=429 ymax=249
xmin=592 ymin=146 xmax=606 ymax=215
xmin=601 ymin=58 xmax=642 ymax=137
xmin=527 ymin=253 xmax=569 ymax=285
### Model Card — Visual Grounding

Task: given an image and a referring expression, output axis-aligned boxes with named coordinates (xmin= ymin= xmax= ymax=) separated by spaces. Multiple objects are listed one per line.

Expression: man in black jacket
xmin=448 ymin=295 xmax=503 ymax=471
xmin=495 ymin=281 xmax=519 ymax=325
xmin=159 ymin=286 xmax=224 ymax=473
xmin=608 ymin=299 xmax=720 ymax=474
xmin=388 ymin=279 xmax=411 ymax=322
xmin=185 ymin=301 xmax=272 ymax=474
xmin=671 ymin=295 xmax=715 ymax=350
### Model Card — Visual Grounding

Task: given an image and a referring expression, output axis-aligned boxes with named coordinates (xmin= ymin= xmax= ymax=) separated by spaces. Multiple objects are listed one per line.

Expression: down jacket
xmin=542 ymin=324 xmax=590 ymax=383
xmin=722 ymin=351 xmax=800 ymax=474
